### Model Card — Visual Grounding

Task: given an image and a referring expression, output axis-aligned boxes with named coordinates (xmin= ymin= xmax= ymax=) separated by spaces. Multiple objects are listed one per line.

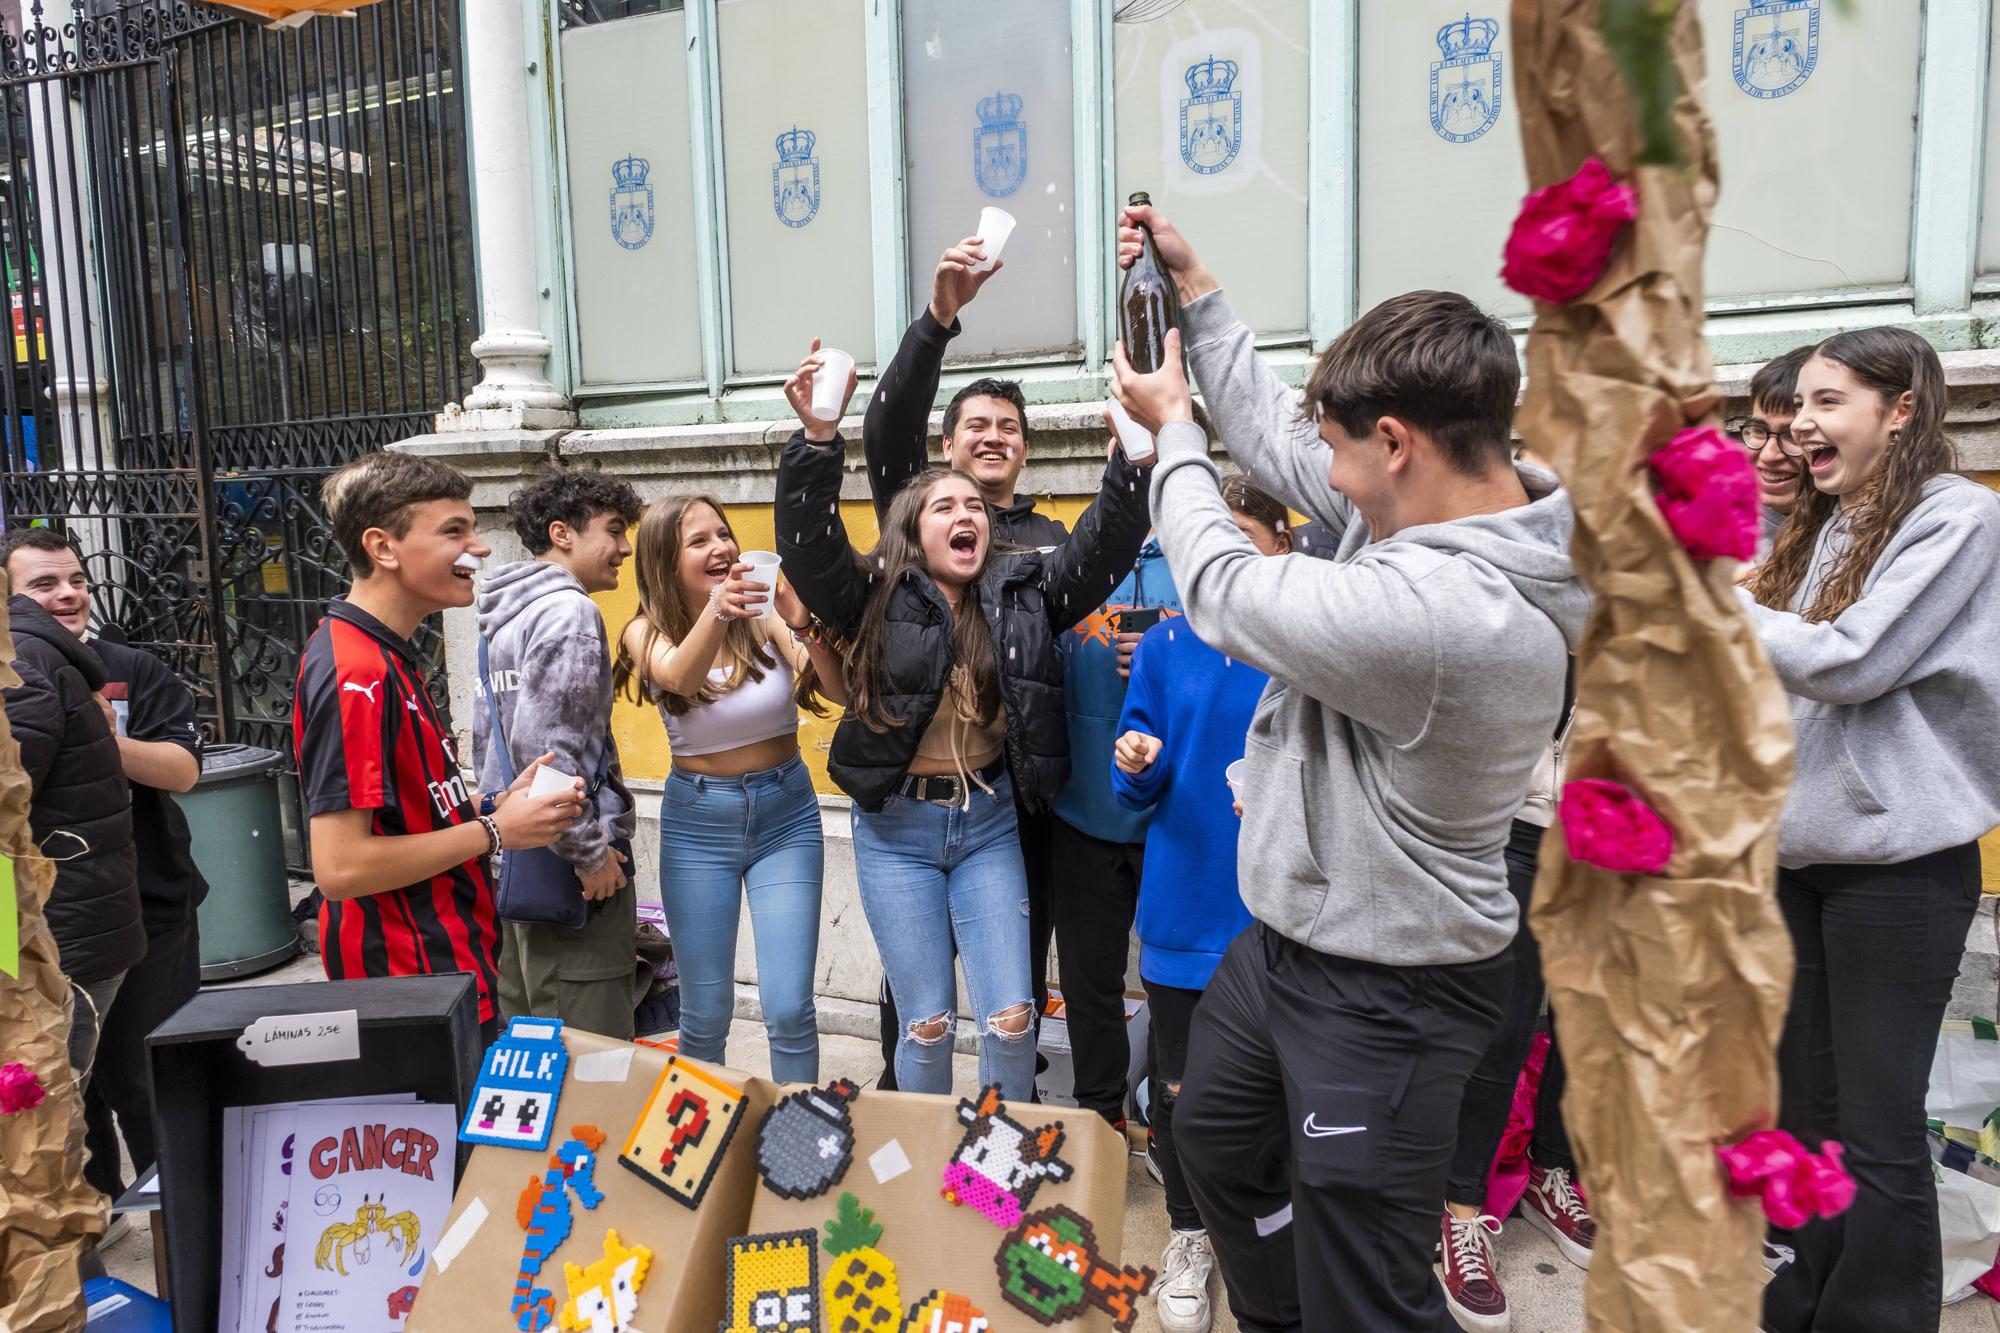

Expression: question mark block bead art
xmin=617 ymin=1057 xmax=746 ymax=1209
xmin=463 ymin=1017 xmax=571 ymax=1152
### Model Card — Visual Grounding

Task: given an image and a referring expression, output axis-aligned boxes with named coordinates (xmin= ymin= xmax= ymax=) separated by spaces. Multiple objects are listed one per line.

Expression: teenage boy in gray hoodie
xmin=1111 ymin=204 xmax=1588 ymax=1333
xmin=475 ymin=465 xmax=643 ymax=1039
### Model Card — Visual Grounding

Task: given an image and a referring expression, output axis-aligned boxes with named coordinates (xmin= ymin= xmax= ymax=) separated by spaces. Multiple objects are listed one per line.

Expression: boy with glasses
xmin=1735 ymin=346 xmax=1813 ymax=563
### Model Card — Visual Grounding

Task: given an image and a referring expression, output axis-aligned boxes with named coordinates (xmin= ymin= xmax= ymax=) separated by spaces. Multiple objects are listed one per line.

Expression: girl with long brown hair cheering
xmin=615 ymin=492 xmax=846 ymax=1082
xmin=774 ymin=341 xmax=1150 ymax=1098
xmin=1742 ymin=326 xmax=2000 ymax=1331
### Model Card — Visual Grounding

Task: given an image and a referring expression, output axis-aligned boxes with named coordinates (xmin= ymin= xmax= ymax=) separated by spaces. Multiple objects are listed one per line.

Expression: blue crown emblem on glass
xmin=772 ymin=124 xmax=821 ymax=228
xmin=973 ymin=91 xmax=1027 ymax=198
xmin=1429 ymin=12 xmax=1503 ymax=144
xmin=1435 ymin=13 xmax=1500 ymax=61
xmin=608 ymin=153 xmax=654 ymax=251
xmin=1732 ymin=0 xmax=1819 ymax=100
xmin=1183 ymin=53 xmax=1237 ymax=99
xmin=775 ymin=125 xmax=816 ymax=166
xmin=1179 ymin=52 xmax=1243 ymax=177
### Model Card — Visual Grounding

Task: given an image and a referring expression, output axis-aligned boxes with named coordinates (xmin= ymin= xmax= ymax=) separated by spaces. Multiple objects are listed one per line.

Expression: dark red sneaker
xmin=1436 ymin=1211 xmax=1509 ymax=1331
xmin=1520 ymin=1162 xmax=1596 ymax=1270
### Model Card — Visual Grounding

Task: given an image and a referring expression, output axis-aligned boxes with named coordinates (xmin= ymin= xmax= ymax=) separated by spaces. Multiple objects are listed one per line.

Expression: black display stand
xmin=145 ymin=975 xmax=479 ymax=1333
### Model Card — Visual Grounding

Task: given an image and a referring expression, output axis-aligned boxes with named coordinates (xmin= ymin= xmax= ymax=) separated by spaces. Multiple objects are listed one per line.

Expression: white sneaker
xmin=1155 ymin=1228 xmax=1215 ymax=1333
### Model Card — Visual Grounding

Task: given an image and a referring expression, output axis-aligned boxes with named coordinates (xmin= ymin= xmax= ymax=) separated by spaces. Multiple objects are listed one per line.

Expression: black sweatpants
xmin=1049 ymin=814 xmax=1142 ymax=1126
xmin=1763 ymin=841 xmax=1982 ymax=1333
xmin=878 ymin=800 xmax=1055 ymax=1091
xmin=83 ymin=915 xmax=200 ymax=1198
xmin=1178 ymin=924 xmax=1512 ymax=1332
xmin=1144 ymin=978 xmax=1204 ymax=1231
xmin=1445 ymin=821 xmax=1574 ymax=1205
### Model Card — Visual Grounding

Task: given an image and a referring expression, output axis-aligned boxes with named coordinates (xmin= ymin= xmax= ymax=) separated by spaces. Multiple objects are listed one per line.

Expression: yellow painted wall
xmin=600 ymin=492 xmax=1099 ymax=791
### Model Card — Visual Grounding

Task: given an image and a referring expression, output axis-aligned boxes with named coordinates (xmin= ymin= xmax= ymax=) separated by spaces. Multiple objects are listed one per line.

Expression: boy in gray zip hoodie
xmin=474 ymin=466 xmax=643 ymax=1039
xmin=1113 ymin=204 xmax=1587 ymax=1333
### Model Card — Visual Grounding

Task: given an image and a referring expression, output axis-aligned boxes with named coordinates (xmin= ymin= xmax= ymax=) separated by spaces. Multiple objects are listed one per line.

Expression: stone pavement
xmin=98 ymin=956 xmax=2000 ymax=1332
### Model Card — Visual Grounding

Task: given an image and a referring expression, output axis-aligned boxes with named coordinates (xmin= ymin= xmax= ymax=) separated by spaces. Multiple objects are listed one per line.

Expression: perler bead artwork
xmin=511 ymin=1126 xmax=608 ymax=1332
xmin=995 ymin=1205 xmax=1155 ymax=1333
xmin=557 ymin=1229 xmax=653 ymax=1333
xmin=900 ymin=1290 xmax=989 ymax=1333
xmin=464 ymin=1017 xmax=571 ymax=1152
xmin=940 ymin=1084 xmax=1073 ymax=1229
xmin=757 ymin=1078 xmax=860 ymax=1201
xmin=720 ymin=1230 xmax=821 ymax=1333
xmin=821 ymin=1193 xmax=899 ymax=1333
xmin=618 ymin=1057 xmax=745 ymax=1209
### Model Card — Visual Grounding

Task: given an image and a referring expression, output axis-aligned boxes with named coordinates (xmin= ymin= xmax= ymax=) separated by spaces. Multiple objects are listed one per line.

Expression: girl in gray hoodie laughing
xmin=1743 ymin=327 xmax=2000 ymax=1332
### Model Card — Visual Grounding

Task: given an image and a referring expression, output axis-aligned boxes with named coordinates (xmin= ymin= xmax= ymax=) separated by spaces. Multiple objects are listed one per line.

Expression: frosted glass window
xmin=717 ymin=0 xmax=875 ymax=376
xmin=1114 ymin=0 xmax=1310 ymax=337
xmin=1359 ymin=2 xmax=1921 ymax=318
xmin=903 ymin=0 xmax=1078 ymax=360
xmin=562 ymin=11 xmax=702 ymax=385
xmin=1980 ymin=12 xmax=2000 ymax=276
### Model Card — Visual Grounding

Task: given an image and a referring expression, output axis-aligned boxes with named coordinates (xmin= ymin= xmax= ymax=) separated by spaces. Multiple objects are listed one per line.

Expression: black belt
xmin=898 ymin=757 xmax=1007 ymax=804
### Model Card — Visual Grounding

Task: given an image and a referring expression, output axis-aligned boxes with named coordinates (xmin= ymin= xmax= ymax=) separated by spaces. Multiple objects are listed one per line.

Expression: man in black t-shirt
xmin=5 ymin=528 xmax=205 ymax=1199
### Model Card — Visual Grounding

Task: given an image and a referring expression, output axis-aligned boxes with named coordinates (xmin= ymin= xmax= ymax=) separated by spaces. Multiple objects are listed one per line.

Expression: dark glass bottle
xmin=1120 ymin=191 xmax=1182 ymax=374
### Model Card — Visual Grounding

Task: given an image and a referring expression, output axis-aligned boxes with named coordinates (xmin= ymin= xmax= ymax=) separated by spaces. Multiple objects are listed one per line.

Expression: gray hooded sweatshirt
xmin=1151 ymin=291 xmax=1589 ymax=967
xmin=1740 ymin=474 xmax=2000 ymax=868
xmin=473 ymin=561 xmax=635 ymax=872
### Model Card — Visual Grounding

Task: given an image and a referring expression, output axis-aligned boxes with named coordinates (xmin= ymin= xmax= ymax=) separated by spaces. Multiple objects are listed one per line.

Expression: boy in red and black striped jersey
xmin=294 ymin=452 xmax=584 ymax=1041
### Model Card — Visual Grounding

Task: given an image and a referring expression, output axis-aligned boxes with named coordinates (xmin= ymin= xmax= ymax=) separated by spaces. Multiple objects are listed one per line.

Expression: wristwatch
xmin=478 ymin=790 xmax=500 ymax=817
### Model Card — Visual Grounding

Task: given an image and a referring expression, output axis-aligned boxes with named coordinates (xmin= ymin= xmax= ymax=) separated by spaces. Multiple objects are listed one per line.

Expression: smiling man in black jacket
xmin=2 ymin=585 xmax=141 ymax=1085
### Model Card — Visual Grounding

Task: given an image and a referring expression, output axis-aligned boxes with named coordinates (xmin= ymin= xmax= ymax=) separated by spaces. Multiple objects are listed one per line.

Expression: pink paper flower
xmin=0 ymin=1062 xmax=45 ymax=1115
xmin=1501 ymin=157 xmax=1639 ymax=304
xmin=1650 ymin=425 xmax=1760 ymax=562
xmin=1717 ymin=1130 xmax=1856 ymax=1229
xmin=1558 ymin=778 xmax=1674 ymax=875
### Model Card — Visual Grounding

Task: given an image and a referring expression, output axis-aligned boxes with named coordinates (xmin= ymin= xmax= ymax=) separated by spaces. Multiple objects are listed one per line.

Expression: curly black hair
xmin=508 ymin=464 xmax=644 ymax=555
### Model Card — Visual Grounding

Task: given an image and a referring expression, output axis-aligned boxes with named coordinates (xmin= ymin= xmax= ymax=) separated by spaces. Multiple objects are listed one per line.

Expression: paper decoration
xmin=1650 ymin=425 xmax=1760 ymax=563
xmin=757 ymin=1078 xmax=860 ymax=1200
xmin=0 ymin=1061 xmax=45 ymax=1114
xmin=1717 ymin=1130 xmax=1856 ymax=1229
xmin=941 ymin=1085 xmax=1073 ymax=1228
xmin=617 ymin=1058 xmax=745 ymax=1209
xmin=557 ymin=1229 xmax=652 ymax=1333
xmin=994 ymin=1205 xmax=1153 ymax=1332
xmin=463 ymin=1018 xmax=571 ymax=1152
xmin=1500 ymin=156 xmax=1638 ymax=304
xmin=821 ymin=1193 xmax=899 ymax=1333
xmin=720 ymin=1230 xmax=820 ymax=1333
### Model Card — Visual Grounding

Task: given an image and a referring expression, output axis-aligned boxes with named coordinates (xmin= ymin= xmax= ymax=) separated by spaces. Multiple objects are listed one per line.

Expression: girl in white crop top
xmin=614 ymin=493 xmax=846 ymax=1082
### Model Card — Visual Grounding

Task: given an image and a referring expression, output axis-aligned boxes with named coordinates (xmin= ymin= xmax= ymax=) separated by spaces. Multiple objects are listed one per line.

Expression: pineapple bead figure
xmin=821 ymin=1192 xmax=902 ymax=1332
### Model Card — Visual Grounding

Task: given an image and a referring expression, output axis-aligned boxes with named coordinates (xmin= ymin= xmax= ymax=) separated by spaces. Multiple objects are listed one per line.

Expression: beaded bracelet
xmin=477 ymin=814 xmax=503 ymax=856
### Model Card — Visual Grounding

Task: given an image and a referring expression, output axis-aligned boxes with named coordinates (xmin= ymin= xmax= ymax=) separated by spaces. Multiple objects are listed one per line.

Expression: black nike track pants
xmin=1177 ymin=923 xmax=1513 ymax=1331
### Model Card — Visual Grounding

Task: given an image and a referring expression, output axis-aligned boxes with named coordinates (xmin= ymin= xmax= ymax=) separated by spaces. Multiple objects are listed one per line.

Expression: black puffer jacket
xmin=4 ymin=596 xmax=142 ymax=983
xmin=777 ymin=431 xmax=1150 ymax=812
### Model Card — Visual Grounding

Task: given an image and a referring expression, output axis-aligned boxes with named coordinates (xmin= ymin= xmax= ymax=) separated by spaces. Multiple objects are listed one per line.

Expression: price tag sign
xmin=236 ymin=1009 xmax=361 ymax=1067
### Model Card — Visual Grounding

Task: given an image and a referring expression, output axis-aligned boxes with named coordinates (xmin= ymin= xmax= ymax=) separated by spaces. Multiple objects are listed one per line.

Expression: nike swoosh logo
xmin=1301 ymin=1115 xmax=1366 ymax=1138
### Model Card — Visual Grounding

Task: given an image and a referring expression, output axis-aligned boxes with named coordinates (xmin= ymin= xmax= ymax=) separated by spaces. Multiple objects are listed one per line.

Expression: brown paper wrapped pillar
xmin=1509 ymin=4 xmax=1797 ymax=1330
xmin=0 ymin=592 xmax=107 ymax=1333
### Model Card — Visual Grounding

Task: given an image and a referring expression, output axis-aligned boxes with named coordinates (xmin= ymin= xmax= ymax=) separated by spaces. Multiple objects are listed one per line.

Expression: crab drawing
xmin=315 ymin=1192 xmax=422 ymax=1276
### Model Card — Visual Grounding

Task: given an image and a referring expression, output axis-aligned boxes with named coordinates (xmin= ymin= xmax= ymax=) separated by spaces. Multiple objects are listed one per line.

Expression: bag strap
xmin=478 ymin=636 xmax=612 ymax=794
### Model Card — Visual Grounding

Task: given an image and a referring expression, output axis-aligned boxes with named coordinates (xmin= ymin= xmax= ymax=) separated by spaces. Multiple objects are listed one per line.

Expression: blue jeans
xmin=658 ymin=754 xmax=823 ymax=1082
xmin=850 ymin=771 xmax=1036 ymax=1098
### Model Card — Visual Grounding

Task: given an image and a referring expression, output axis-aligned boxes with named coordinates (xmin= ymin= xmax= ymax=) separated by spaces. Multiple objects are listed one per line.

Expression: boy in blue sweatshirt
xmin=1108 ymin=477 xmax=1287 ymax=1333
xmin=1048 ymin=535 xmax=1179 ymax=1130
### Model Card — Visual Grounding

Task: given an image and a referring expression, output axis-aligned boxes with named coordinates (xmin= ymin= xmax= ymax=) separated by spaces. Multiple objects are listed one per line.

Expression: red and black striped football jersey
xmin=293 ymin=598 xmax=498 ymax=1021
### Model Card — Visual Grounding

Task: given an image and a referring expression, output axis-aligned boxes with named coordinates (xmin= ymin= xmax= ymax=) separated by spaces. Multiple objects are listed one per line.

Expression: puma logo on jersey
xmin=341 ymin=681 xmax=381 ymax=703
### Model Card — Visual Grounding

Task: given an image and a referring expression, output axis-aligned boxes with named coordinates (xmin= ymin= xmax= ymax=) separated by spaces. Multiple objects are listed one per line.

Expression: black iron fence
xmin=0 ymin=0 xmax=476 ymax=865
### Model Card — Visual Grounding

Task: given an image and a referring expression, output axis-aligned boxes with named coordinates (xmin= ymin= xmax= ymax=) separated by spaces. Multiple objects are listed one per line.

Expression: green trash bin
xmin=176 ymin=744 xmax=302 ymax=982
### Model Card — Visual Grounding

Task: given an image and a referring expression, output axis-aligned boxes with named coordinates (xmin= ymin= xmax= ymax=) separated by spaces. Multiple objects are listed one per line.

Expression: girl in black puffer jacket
xmin=776 ymin=345 xmax=1149 ymax=1098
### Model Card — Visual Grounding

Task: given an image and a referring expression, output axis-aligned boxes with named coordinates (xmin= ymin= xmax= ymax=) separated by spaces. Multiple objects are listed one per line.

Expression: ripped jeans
xmin=851 ymin=770 xmax=1036 ymax=1098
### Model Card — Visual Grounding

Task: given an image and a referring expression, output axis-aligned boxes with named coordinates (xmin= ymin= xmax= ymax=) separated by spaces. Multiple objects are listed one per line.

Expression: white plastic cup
xmin=971 ymin=206 xmax=1016 ymax=273
xmin=1225 ymin=759 xmax=1247 ymax=807
xmin=739 ymin=550 xmax=783 ymax=596
xmin=809 ymin=348 xmax=856 ymax=424
xmin=1106 ymin=396 xmax=1155 ymax=463
xmin=529 ymin=763 xmax=581 ymax=801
